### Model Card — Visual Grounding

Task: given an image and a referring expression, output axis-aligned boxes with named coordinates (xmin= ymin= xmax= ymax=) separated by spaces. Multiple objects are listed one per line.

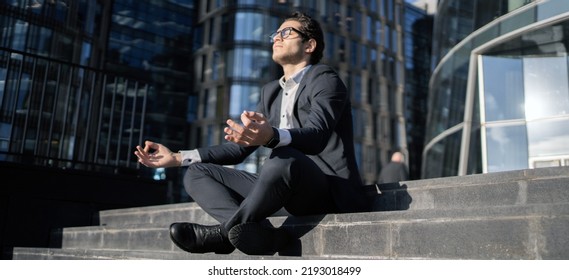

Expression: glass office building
xmin=424 ymin=0 xmax=569 ymax=178
xmin=190 ymin=0 xmax=407 ymax=184
xmin=0 ymin=1 xmax=195 ymax=186
xmin=1 ymin=0 xmax=409 ymax=193
xmin=404 ymin=3 xmax=432 ymax=179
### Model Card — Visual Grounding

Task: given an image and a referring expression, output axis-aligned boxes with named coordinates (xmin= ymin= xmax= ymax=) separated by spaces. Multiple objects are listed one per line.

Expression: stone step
xmin=374 ymin=166 xmax=569 ymax=211
xmin=16 ymin=203 xmax=568 ymax=260
xmin=11 ymin=247 xmax=324 ymax=260
xmin=97 ymin=202 xmax=291 ymax=227
xmin=98 ymin=202 xmax=217 ymax=227
xmin=97 ymin=166 xmax=569 ymax=227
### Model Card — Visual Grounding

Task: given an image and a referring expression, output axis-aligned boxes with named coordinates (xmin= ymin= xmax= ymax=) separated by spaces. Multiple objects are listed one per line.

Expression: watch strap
xmin=263 ymin=127 xmax=280 ymax=148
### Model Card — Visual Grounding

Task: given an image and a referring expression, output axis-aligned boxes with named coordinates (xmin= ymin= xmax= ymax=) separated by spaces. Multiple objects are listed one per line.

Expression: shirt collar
xmin=278 ymin=65 xmax=312 ymax=89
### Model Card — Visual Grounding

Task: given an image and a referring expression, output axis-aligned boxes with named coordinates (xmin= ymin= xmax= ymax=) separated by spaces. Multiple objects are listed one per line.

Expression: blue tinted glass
xmin=227 ymin=48 xmax=271 ymax=79
xmin=229 ymin=84 xmax=260 ymax=117
xmin=486 ymin=124 xmax=528 ymax=172
xmin=481 ymin=56 xmax=525 ymax=121
xmin=527 ymin=118 xmax=569 ymax=157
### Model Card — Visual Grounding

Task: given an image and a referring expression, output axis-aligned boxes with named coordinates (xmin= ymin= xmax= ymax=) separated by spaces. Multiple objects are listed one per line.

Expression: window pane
xmin=423 ymin=129 xmax=462 ymax=178
xmin=527 ymin=118 xmax=569 ymax=157
xmin=229 ymin=84 xmax=260 ymax=118
xmin=481 ymin=56 xmax=525 ymax=121
xmin=486 ymin=124 xmax=528 ymax=172
xmin=227 ymin=48 xmax=271 ymax=79
xmin=524 ymin=56 xmax=569 ymax=120
xmin=234 ymin=12 xmax=278 ymax=42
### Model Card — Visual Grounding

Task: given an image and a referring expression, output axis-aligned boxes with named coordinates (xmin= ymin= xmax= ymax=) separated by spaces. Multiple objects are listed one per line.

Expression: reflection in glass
xmin=229 ymin=84 xmax=259 ymax=118
xmin=481 ymin=56 xmax=525 ymax=121
xmin=227 ymin=48 xmax=271 ymax=79
xmin=527 ymin=118 xmax=569 ymax=157
xmin=486 ymin=124 xmax=528 ymax=172
xmin=524 ymin=56 xmax=569 ymax=120
xmin=235 ymin=12 xmax=278 ymax=42
xmin=423 ymin=129 xmax=462 ymax=178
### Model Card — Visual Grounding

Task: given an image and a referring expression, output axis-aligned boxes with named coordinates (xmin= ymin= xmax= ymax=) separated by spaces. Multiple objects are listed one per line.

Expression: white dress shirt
xmin=180 ymin=65 xmax=312 ymax=166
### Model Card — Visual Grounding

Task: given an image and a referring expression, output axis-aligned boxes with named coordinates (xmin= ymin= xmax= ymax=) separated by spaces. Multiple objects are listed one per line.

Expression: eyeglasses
xmin=269 ymin=27 xmax=308 ymax=43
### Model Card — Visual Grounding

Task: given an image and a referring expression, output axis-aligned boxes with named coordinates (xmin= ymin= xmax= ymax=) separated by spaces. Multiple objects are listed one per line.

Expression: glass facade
xmin=403 ymin=4 xmax=432 ymax=179
xmin=424 ymin=0 xmax=569 ymax=178
xmin=0 ymin=1 xmax=196 ymax=200
xmin=1 ymin=0 xmax=411 ymax=194
xmin=191 ymin=0 xmax=407 ymax=184
xmin=106 ymin=0 xmax=195 ymax=146
xmin=0 ymin=0 xmax=106 ymax=65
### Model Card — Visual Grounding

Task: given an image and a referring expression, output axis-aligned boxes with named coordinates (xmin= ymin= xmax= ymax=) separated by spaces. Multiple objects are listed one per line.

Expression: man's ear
xmin=305 ymin=38 xmax=317 ymax=54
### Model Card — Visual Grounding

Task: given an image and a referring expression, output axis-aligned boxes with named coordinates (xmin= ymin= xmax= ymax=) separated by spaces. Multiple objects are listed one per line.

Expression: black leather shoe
xmin=169 ymin=222 xmax=235 ymax=254
xmin=228 ymin=222 xmax=292 ymax=255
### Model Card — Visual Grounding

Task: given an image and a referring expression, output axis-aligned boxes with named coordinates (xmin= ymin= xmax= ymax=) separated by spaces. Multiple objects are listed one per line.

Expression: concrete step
xmin=12 ymin=167 xmax=569 ymax=260
xmin=14 ymin=203 xmax=569 ymax=260
xmin=97 ymin=166 xmax=569 ymax=227
xmin=374 ymin=165 xmax=569 ymax=211
xmin=11 ymin=248 xmax=325 ymax=260
xmin=98 ymin=202 xmax=217 ymax=227
xmin=97 ymin=202 xmax=290 ymax=227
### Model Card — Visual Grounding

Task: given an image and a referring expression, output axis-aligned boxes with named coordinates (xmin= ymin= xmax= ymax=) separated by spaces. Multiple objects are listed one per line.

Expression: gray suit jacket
xmin=196 ymin=64 xmax=370 ymax=213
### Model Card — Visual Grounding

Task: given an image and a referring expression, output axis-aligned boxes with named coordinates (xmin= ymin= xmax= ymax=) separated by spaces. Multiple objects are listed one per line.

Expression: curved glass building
xmin=424 ymin=0 xmax=569 ymax=178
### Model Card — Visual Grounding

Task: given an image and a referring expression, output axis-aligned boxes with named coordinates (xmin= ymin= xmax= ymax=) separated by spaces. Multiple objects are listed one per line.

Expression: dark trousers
xmin=183 ymin=147 xmax=338 ymax=234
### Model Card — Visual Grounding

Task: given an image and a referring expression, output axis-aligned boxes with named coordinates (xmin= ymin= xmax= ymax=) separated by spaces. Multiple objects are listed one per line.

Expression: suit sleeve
xmin=196 ymin=142 xmax=258 ymax=165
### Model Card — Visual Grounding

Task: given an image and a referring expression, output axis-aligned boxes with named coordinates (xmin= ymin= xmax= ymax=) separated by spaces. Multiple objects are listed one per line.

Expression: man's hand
xmin=134 ymin=140 xmax=181 ymax=168
xmin=224 ymin=111 xmax=274 ymax=146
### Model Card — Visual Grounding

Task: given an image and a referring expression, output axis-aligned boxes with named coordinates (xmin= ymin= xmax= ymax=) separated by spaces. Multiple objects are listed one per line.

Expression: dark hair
xmin=285 ymin=12 xmax=325 ymax=64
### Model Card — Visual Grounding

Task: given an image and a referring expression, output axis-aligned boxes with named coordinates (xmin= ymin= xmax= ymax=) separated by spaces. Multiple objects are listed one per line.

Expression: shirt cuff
xmin=180 ymin=149 xmax=201 ymax=166
xmin=275 ymin=128 xmax=291 ymax=148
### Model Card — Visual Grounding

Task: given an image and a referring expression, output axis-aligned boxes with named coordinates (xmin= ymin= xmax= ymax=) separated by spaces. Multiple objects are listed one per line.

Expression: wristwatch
xmin=263 ymin=127 xmax=280 ymax=148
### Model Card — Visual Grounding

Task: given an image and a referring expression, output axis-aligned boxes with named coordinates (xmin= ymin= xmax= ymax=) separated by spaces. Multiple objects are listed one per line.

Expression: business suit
xmin=134 ymin=12 xmax=369 ymax=255
xmin=184 ymin=64 xmax=371 ymax=233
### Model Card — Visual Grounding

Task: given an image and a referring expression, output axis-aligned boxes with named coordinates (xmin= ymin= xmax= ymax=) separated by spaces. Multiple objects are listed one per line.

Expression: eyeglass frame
xmin=269 ymin=27 xmax=309 ymax=43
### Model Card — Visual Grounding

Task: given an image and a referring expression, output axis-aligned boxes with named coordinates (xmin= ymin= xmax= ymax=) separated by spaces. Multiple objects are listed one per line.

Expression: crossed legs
xmin=175 ymin=147 xmax=337 ymax=254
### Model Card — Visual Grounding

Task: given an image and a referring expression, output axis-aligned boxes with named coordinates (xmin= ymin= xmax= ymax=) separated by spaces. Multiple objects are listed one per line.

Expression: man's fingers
xmin=143 ymin=141 xmax=159 ymax=153
xmin=226 ymin=119 xmax=244 ymax=133
xmin=244 ymin=111 xmax=267 ymax=123
xmin=240 ymin=112 xmax=253 ymax=127
xmin=226 ymin=118 xmax=256 ymax=139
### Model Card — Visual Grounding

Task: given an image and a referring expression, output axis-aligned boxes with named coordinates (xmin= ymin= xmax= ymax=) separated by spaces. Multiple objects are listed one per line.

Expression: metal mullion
xmin=20 ymin=57 xmax=38 ymax=154
xmin=126 ymin=81 xmax=139 ymax=167
xmin=46 ymin=64 xmax=62 ymax=159
xmin=115 ymin=79 xmax=129 ymax=166
xmin=70 ymin=68 xmax=85 ymax=163
xmin=58 ymin=66 xmax=74 ymax=160
xmin=81 ymin=71 xmax=97 ymax=163
xmin=94 ymin=74 xmax=107 ymax=164
xmin=137 ymin=84 xmax=149 ymax=169
xmin=8 ymin=55 xmax=25 ymax=153
xmin=34 ymin=59 xmax=50 ymax=155
xmin=0 ymin=51 xmax=12 ymax=111
xmin=104 ymin=76 xmax=118 ymax=165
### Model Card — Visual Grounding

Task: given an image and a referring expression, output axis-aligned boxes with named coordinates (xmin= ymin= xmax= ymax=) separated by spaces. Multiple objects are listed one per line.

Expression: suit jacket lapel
xmin=264 ymin=84 xmax=283 ymax=127
xmin=292 ymin=67 xmax=313 ymax=128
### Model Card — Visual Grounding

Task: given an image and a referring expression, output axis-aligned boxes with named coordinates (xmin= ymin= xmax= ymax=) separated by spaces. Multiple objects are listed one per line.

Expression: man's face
xmin=271 ymin=20 xmax=309 ymax=65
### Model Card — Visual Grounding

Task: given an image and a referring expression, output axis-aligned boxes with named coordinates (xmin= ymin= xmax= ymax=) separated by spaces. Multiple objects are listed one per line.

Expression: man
xmin=134 ymin=12 xmax=370 ymax=255
xmin=378 ymin=151 xmax=409 ymax=183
